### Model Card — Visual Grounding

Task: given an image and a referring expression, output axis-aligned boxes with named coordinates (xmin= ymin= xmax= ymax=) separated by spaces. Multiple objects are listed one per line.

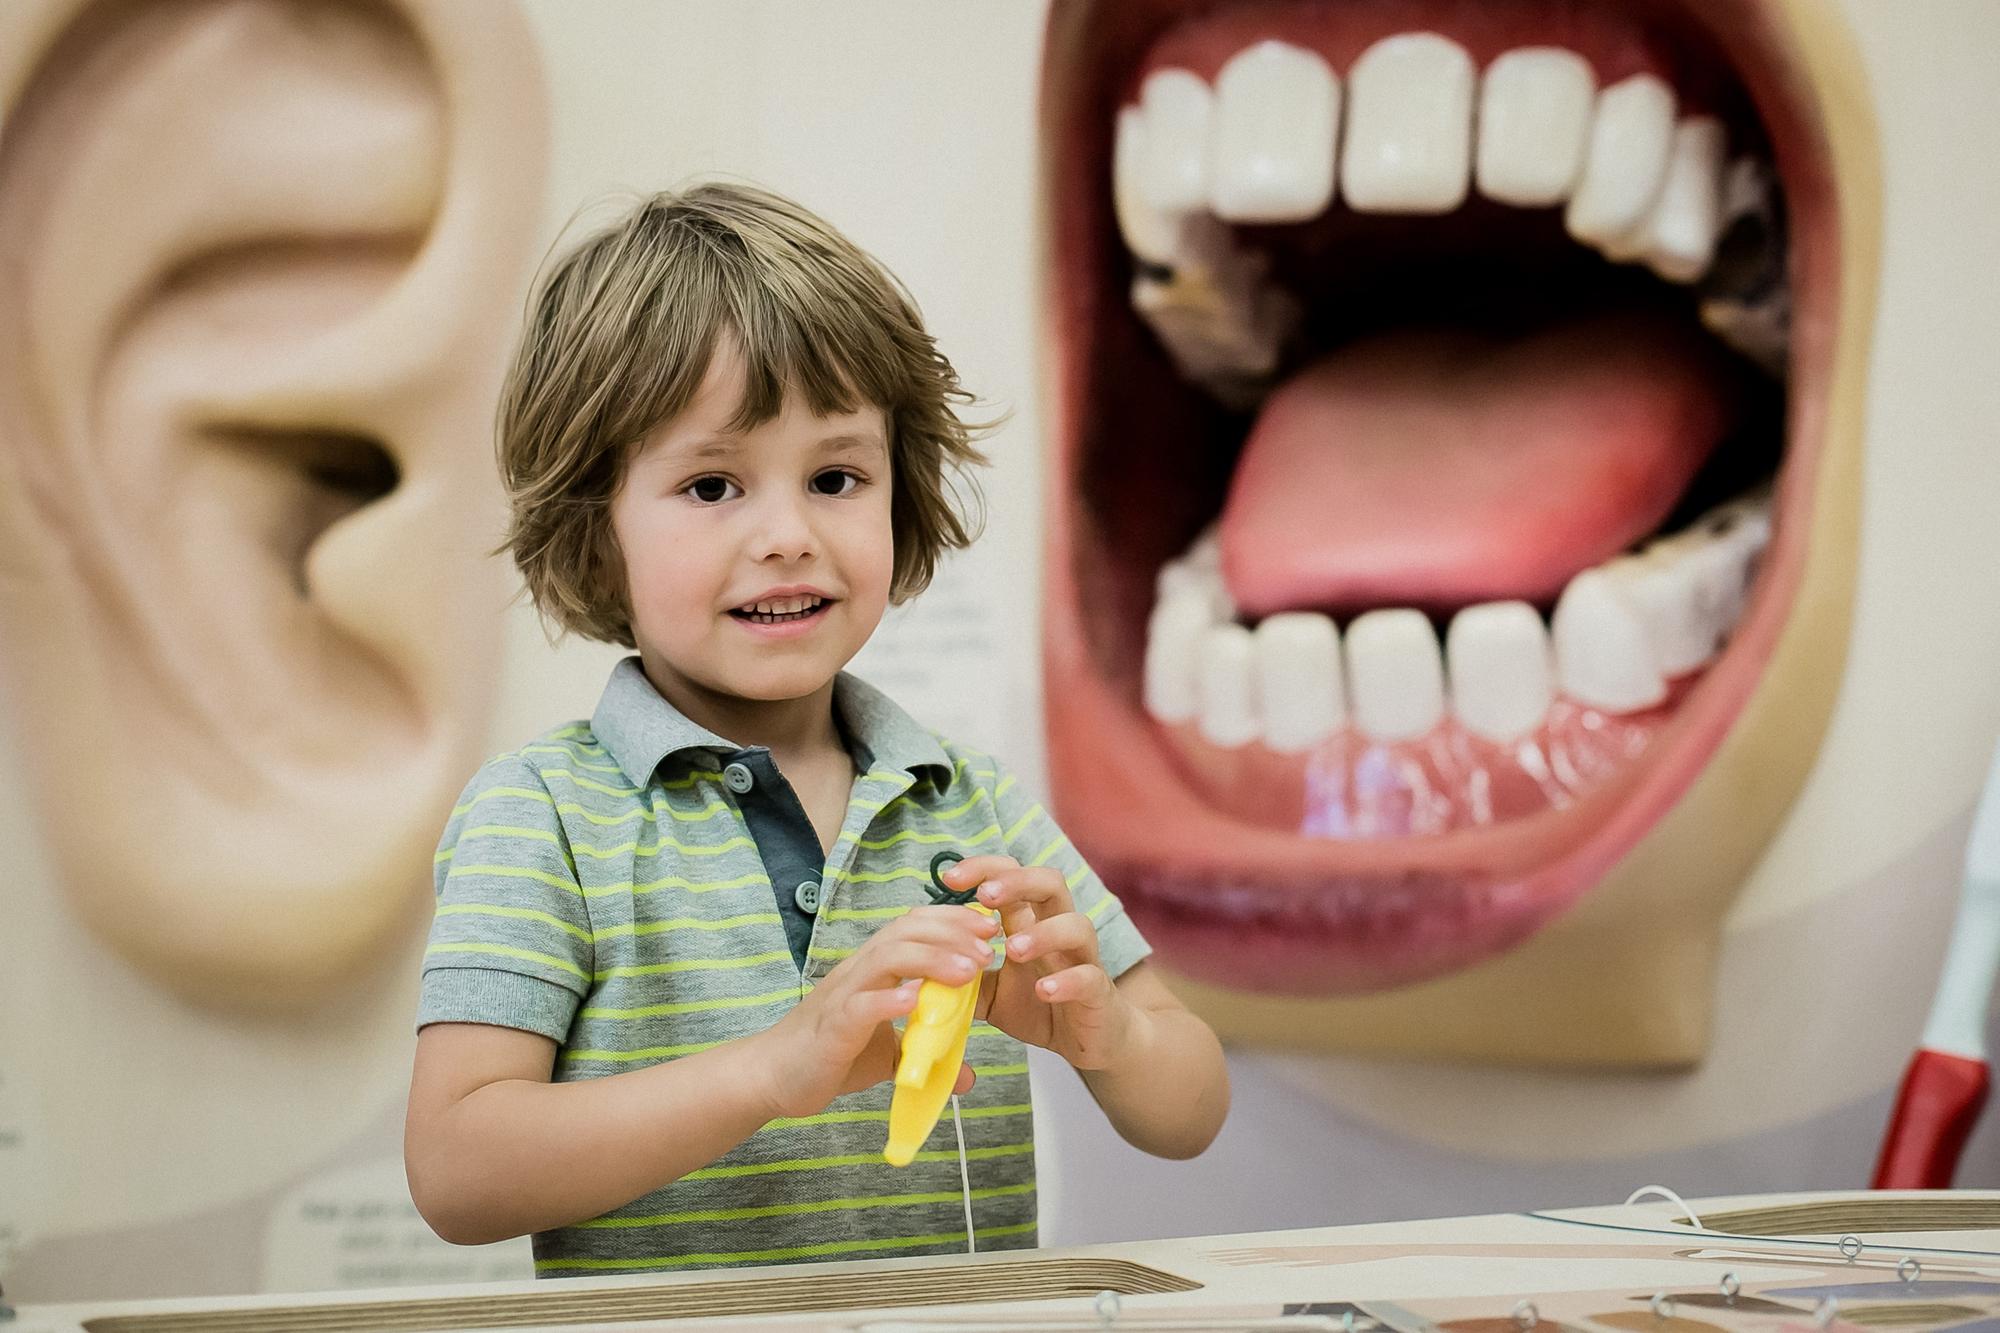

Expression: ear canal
xmin=0 ymin=0 xmax=550 ymax=1012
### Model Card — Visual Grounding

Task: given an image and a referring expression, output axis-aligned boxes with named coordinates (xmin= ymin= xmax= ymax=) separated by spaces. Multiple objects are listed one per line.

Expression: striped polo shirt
xmin=417 ymin=655 xmax=1152 ymax=1276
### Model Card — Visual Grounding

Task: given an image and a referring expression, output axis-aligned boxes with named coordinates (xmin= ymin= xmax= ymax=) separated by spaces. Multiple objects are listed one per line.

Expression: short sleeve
xmin=985 ymin=753 xmax=1153 ymax=981
xmin=416 ymin=753 xmax=594 ymax=1042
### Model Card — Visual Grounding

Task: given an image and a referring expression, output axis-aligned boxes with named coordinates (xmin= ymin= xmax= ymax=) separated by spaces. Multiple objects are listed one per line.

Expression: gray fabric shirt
xmin=417 ymin=657 xmax=1153 ymax=1275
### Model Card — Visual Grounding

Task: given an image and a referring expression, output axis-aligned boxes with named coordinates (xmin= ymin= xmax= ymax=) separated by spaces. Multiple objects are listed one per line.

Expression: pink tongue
xmin=1219 ymin=309 xmax=1740 ymax=619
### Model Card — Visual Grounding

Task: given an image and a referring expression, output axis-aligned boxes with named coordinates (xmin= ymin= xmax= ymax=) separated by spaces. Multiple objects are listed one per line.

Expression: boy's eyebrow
xmin=677 ymin=436 xmax=744 ymax=460
xmin=656 ymin=429 xmax=887 ymax=465
xmin=818 ymin=431 xmax=889 ymax=455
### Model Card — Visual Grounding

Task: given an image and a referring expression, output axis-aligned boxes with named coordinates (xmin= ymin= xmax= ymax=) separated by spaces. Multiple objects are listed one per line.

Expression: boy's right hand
xmin=753 ymin=904 xmax=1000 ymax=1120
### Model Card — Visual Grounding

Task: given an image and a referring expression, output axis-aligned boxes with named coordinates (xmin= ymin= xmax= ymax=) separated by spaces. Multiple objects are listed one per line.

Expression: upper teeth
xmin=746 ymin=596 xmax=821 ymax=615
xmin=1115 ymin=36 xmax=1769 ymax=400
xmin=1143 ymin=491 xmax=1770 ymax=749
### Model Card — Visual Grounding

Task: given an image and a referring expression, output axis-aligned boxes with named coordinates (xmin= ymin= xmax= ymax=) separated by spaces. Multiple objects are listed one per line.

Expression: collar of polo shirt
xmin=590 ymin=655 xmax=954 ymax=787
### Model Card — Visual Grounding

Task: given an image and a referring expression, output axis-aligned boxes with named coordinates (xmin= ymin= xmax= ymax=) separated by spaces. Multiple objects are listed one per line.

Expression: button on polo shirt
xmin=718 ymin=747 xmax=858 ymax=970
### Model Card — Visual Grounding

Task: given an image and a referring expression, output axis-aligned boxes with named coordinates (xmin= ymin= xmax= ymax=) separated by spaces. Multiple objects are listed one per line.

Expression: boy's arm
xmin=978 ymin=751 xmax=1229 ymax=1159
xmin=408 ymin=752 xmax=787 ymax=1246
xmin=405 ymin=1020 xmax=788 ymax=1246
xmin=1076 ymin=960 xmax=1231 ymax=1161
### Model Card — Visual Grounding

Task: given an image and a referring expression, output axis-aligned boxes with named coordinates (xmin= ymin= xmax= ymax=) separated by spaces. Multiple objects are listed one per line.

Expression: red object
xmin=1873 ymin=1049 xmax=1991 ymax=1189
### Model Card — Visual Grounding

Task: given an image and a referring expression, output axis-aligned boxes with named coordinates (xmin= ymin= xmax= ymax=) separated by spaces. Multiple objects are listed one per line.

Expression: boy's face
xmin=612 ymin=343 xmax=895 ymax=711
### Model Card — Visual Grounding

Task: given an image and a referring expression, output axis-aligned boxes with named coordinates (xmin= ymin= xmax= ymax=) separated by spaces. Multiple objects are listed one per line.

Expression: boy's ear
xmin=0 ymin=0 xmax=550 ymax=1012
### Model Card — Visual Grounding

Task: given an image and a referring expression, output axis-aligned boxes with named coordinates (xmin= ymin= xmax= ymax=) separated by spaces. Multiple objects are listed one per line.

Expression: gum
xmin=1156 ymin=675 xmax=1695 ymax=839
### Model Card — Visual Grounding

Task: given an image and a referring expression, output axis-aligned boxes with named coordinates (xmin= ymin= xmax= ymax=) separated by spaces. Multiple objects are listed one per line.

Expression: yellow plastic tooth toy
xmin=884 ymin=851 xmax=1001 ymax=1167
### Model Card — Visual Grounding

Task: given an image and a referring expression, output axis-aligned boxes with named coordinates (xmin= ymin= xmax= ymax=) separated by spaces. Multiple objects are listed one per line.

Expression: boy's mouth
xmin=731 ymin=594 xmax=832 ymax=625
xmin=1038 ymin=0 xmax=1843 ymax=995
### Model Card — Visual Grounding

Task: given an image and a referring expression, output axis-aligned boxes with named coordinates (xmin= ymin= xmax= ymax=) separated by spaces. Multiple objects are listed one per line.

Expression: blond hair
xmin=494 ymin=181 xmax=994 ymax=646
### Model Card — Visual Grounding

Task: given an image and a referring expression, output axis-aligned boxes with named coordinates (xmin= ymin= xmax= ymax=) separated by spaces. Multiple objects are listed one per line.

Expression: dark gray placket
xmin=719 ymin=736 xmax=874 ymax=972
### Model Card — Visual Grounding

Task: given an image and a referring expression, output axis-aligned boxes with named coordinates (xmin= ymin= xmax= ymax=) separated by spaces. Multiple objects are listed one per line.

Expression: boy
xmin=404 ymin=182 xmax=1229 ymax=1276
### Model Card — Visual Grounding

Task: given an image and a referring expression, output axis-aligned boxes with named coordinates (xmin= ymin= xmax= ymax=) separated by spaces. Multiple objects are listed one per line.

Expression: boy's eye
xmin=688 ymin=476 xmax=739 ymax=503
xmin=813 ymin=469 xmax=862 ymax=497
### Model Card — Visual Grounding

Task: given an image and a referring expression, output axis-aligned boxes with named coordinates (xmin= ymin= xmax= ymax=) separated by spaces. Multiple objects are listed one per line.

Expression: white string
xmin=951 ymin=1092 xmax=976 ymax=1254
xmin=1624 ymin=1183 xmax=1704 ymax=1231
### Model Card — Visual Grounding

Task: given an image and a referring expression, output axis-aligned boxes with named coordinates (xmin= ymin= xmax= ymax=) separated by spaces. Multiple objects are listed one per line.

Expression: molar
xmin=1130 ymin=216 xmax=1299 ymax=409
xmin=1699 ymin=157 xmax=1790 ymax=375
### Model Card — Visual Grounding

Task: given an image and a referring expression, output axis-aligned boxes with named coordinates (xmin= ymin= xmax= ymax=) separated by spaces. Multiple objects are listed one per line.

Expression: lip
xmin=732 ymin=584 xmax=836 ymax=609
xmin=1037 ymin=0 xmax=1848 ymax=995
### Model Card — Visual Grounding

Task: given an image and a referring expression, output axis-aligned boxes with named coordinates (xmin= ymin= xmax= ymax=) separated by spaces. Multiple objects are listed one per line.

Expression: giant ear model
xmin=0 ymin=0 xmax=550 ymax=1012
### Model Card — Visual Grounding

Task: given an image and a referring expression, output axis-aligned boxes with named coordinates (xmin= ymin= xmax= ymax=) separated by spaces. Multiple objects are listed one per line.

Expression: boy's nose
xmin=748 ymin=493 xmax=818 ymax=562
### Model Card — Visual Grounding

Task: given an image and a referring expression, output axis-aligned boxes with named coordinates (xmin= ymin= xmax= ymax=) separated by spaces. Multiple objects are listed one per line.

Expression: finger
xmin=864 ymin=903 xmax=999 ymax=944
xmin=937 ymin=854 xmax=1020 ymax=895
xmin=836 ymin=979 xmax=920 ymax=1046
xmin=862 ymin=939 xmax=991 ymax=990
xmin=858 ymin=912 xmax=997 ymax=965
xmin=1005 ymin=910 xmax=1100 ymax=971
xmin=953 ymin=1061 xmax=977 ymax=1097
xmin=1032 ymin=962 xmax=1115 ymax=1007
xmin=975 ymin=864 xmax=1077 ymax=925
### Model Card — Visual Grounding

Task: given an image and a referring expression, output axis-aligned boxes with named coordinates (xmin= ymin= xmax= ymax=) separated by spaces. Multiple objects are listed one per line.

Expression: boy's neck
xmin=639 ymin=654 xmax=848 ymax=771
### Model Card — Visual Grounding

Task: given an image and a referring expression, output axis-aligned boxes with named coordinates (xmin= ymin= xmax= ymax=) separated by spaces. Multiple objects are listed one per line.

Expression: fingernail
xmin=980 ymin=886 xmax=999 ymax=903
xmin=1011 ymin=934 xmax=1033 ymax=954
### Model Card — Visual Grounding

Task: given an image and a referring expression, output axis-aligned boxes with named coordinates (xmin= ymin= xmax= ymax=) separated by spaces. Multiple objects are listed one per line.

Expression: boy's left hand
xmin=937 ymin=854 xmax=1144 ymax=1071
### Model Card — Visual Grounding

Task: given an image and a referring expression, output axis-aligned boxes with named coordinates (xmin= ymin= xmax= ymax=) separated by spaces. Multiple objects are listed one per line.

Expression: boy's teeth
xmin=1474 ymin=47 xmax=1595 ymax=208
xmin=1137 ymin=68 xmax=1213 ymax=215
xmin=1339 ymin=33 xmax=1475 ymax=215
xmin=1196 ymin=623 xmax=1259 ymax=747
xmin=1632 ymin=117 xmax=1729 ymax=283
xmin=746 ymin=595 xmax=822 ymax=616
xmin=1254 ymin=612 xmax=1345 ymax=752
xmin=1210 ymin=41 xmax=1340 ymax=223
xmin=1445 ymin=601 xmax=1555 ymax=743
xmin=1551 ymin=569 xmax=1667 ymax=713
xmin=1565 ymin=74 xmax=1678 ymax=245
xmin=1345 ymin=609 xmax=1446 ymax=741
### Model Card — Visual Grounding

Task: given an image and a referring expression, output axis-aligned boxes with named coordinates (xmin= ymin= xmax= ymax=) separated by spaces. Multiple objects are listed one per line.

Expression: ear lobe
xmin=0 ymin=0 xmax=549 ymax=1011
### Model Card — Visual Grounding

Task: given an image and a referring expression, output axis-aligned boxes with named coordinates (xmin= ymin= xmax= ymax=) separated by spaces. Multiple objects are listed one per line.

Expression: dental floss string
xmin=1624 ymin=1183 xmax=1704 ymax=1230
xmin=952 ymin=1091 xmax=976 ymax=1254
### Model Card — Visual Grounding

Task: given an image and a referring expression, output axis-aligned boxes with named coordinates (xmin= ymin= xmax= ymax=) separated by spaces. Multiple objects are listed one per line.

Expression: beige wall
xmin=3 ymin=0 xmax=1998 ymax=1304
